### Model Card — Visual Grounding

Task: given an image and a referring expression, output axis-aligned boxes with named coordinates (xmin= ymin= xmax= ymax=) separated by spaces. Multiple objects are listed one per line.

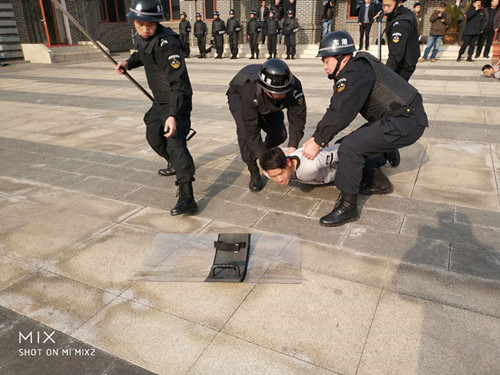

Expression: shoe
xmin=158 ymin=162 xmax=175 ymax=176
xmin=285 ymin=55 xmax=290 ymax=60
xmin=273 ymin=53 xmax=277 ymax=58
xmin=358 ymin=45 xmax=362 ymax=50
xmin=430 ymin=58 xmax=436 ymax=62
xmin=256 ymin=54 xmax=259 ymax=59
xmin=250 ymin=54 xmax=254 ymax=59
xmin=248 ymin=164 xmax=263 ymax=192
xmin=418 ymin=57 xmax=427 ymax=62
xmin=474 ymin=55 xmax=479 ymax=59
xmin=267 ymin=55 xmax=272 ymax=60
xmin=198 ymin=55 xmax=203 ymax=58
xmin=319 ymin=193 xmax=358 ymax=227
xmin=384 ymin=149 xmax=400 ymax=167
xmin=359 ymin=168 xmax=393 ymax=195
xmin=456 ymin=56 xmax=462 ymax=62
xmin=170 ymin=181 xmax=198 ymax=216
xmin=466 ymin=56 xmax=473 ymax=62
xmin=484 ymin=54 xmax=490 ymax=58
xmin=291 ymin=56 xmax=295 ymax=59
xmin=365 ymin=45 xmax=369 ymax=50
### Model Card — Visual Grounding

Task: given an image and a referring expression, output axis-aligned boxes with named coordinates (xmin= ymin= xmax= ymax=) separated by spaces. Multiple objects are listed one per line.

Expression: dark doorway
xmin=20 ymin=0 xmax=69 ymax=45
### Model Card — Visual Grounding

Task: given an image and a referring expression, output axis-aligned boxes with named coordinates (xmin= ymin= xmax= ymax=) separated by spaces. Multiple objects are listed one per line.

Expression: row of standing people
xmin=181 ymin=9 xmax=300 ymax=60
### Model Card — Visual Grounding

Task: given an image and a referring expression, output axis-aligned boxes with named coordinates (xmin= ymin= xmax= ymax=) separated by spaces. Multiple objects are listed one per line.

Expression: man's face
xmin=414 ymin=5 xmax=421 ymax=12
xmin=492 ymin=0 xmax=498 ymax=7
xmin=250 ymin=13 xmax=255 ymax=18
xmin=214 ymin=14 xmax=219 ymax=19
xmin=266 ymin=161 xmax=293 ymax=185
xmin=262 ymin=1 xmax=266 ymax=6
xmin=275 ymin=0 xmax=280 ymax=5
xmin=181 ymin=14 xmax=185 ymax=20
xmin=270 ymin=12 xmax=275 ymax=18
xmin=483 ymin=68 xmax=494 ymax=77
xmin=230 ymin=14 xmax=235 ymax=18
xmin=289 ymin=0 xmax=294 ymax=3
xmin=322 ymin=56 xmax=338 ymax=77
xmin=438 ymin=6 xmax=446 ymax=12
xmin=265 ymin=90 xmax=286 ymax=100
xmin=133 ymin=20 xmax=157 ymax=39
xmin=365 ymin=0 xmax=372 ymax=5
xmin=196 ymin=16 xmax=201 ymax=21
xmin=382 ymin=0 xmax=397 ymax=14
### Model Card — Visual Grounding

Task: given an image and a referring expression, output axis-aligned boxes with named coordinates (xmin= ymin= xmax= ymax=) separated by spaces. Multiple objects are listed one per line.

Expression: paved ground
xmin=0 ymin=54 xmax=499 ymax=375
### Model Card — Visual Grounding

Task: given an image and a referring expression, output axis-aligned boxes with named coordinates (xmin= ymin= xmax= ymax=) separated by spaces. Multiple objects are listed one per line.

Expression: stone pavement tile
xmin=198 ymin=220 xmax=265 ymax=234
xmin=105 ymin=360 xmax=156 ymax=375
xmin=0 ymin=177 xmax=38 ymax=196
xmin=187 ymin=333 xmax=336 ymax=375
xmin=450 ymin=244 xmax=500 ymax=281
xmin=301 ymin=241 xmax=393 ymax=289
xmin=123 ymin=170 xmax=174 ymax=190
xmin=122 ymin=280 xmax=255 ymax=331
xmin=416 ymin=163 xmax=496 ymax=192
xmin=0 ymin=256 xmax=38 ymax=292
xmin=390 ymin=181 xmax=413 ymax=197
xmin=68 ymin=195 xmax=142 ymax=223
xmin=122 ymin=186 xmax=178 ymax=210
xmin=43 ymin=157 xmax=96 ymax=173
xmin=311 ymin=204 xmax=404 ymax=234
xmin=0 ymin=270 xmax=117 ymax=334
xmin=0 ymin=304 xmax=24 ymax=335
xmin=484 ymin=108 xmax=500 ymax=125
xmin=197 ymin=197 xmax=267 ymax=227
xmin=288 ymin=183 xmax=340 ymax=201
xmin=45 ymin=225 xmax=156 ymax=295
xmin=434 ymin=104 xmax=485 ymax=124
xmin=363 ymin=195 xmax=455 ymax=221
xmin=123 ymin=206 xmax=210 ymax=234
xmin=71 ymin=177 xmax=142 ymax=200
xmin=341 ymin=226 xmax=449 ymax=268
xmin=401 ymin=214 xmax=500 ymax=250
xmin=387 ymin=262 xmax=500 ymax=318
xmin=77 ymin=163 xmax=137 ymax=180
xmin=28 ymin=168 xmax=87 ymax=189
xmin=1 ymin=205 xmax=112 ymax=266
xmin=254 ymin=211 xmax=347 ymax=246
xmin=424 ymin=140 xmax=493 ymax=168
xmin=73 ymin=297 xmax=217 ymax=375
xmin=75 ymin=150 xmax=131 ymax=166
xmin=411 ymin=184 xmax=500 ymax=211
xmin=222 ymin=271 xmax=381 ymax=375
xmin=237 ymin=190 xmax=319 ymax=216
xmin=23 ymin=186 xmax=88 ymax=210
xmin=78 ymin=141 xmax=137 ymax=155
xmin=356 ymin=291 xmax=500 ymax=375
xmin=455 ymin=205 xmax=500 ymax=228
xmin=195 ymin=181 xmax=248 ymax=202
xmin=121 ymin=158 xmax=166 ymax=172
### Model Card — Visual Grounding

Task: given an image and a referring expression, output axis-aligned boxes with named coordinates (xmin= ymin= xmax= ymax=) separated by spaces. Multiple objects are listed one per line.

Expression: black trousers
xmin=214 ymin=34 xmax=224 ymax=56
xmin=394 ymin=65 xmax=416 ymax=81
xmin=475 ymin=27 xmax=495 ymax=57
xmin=459 ymin=35 xmax=478 ymax=58
xmin=249 ymin=33 xmax=259 ymax=55
xmin=267 ymin=34 xmax=278 ymax=55
xmin=180 ymin=34 xmax=190 ymax=57
xmin=228 ymin=91 xmax=287 ymax=166
xmin=359 ymin=23 xmax=372 ymax=49
xmin=196 ymin=35 xmax=205 ymax=56
xmin=143 ymin=103 xmax=195 ymax=183
xmin=285 ymin=34 xmax=296 ymax=56
xmin=334 ymin=96 xmax=427 ymax=194
xmin=229 ymin=33 xmax=239 ymax=56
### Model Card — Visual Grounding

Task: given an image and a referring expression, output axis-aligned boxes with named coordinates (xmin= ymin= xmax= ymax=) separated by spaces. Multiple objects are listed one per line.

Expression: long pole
xmin=50 ymin=0 xmax=155 ymax=102
xmin=377 ymin=10 xmax=384 ymax=60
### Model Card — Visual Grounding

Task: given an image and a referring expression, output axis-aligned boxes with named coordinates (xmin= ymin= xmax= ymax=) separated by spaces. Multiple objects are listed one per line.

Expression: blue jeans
xmin=322 ymin=20 xmax=332 ymax=39
xmin=423 ymin=35 xmax=443 ymax=59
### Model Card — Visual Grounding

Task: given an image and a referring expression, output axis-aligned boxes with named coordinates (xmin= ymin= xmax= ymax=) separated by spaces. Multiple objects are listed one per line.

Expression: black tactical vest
xmin=386 ymin=6 xmax=420 ymax=68
xmin=353 ymin=52 xmax=418 ymax=122
xmin=248 ymin=19 xmax=259 ymax=34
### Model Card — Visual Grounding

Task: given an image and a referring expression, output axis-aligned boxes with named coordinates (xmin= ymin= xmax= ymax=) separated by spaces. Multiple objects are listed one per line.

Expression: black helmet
xmin=229 ymin=9 xmax=235 ymax=15
xmin=214 ymin=11 xmax=220 ymax=16
xmin=127 ymin=0 xmax=164 ymax=22
xmin=317 ymin=31 xmax=356 ymax=58
xmin=258 ymin=59 xmax=293 ymax=94
xmin=287 ymin=9 xmax=293 ymax=15
xmin=196 ymin=12 xmax=201 ymax=18
xmin=181 ymin=11 xmax=187 ymax=17
xmin=250 ymin=10 xmax=257 ymax=15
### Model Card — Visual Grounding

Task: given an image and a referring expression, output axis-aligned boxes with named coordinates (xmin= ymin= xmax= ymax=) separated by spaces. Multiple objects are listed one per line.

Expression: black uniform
xmin=283 ymin=16 xmax=299 ymax=58
xmin=458 ymin=7 xmax=485 ymax=59
xmin=179 ymin=18 xmax=191 ymax=57
xmin=212 ymin=18 xmax=226 ymax=57
xmin=227 ymin=65 xmax=306 ymax=167
xmin=227 ymin=17 xmax=241 ymax=58
xmin=385 ymin=5 xmax=420 ymax=81
xmin=194 ymin=19 xmax=208 ymax=57
xmin=127 ymin=25 xmax=195 ymax=184
xmin=265 ymin=18 xmax=281 ymax=56
xmin=313 ymin=52 xmax=427 ymax=195
xmin=247 ymin=17 xmax=260 ymax=57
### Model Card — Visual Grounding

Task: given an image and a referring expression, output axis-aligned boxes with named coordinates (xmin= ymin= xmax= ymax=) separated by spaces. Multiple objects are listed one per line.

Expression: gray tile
xmin=197 ymin=197 xmax=267 ymax=227
xmin=122 ymin=186 xmax=177 ymax=209
xmin=121 ymin=158 xmax=166 ymax=172
xmin=78 ymin=163 xmax=136 ymax=180
xmin=43 ymin=157 xmax=95 ymax=173
xmin=450 ymin=244 xmax=500 ymax=281
xmin=123 ymin=170 xmax=173 ymax=189
xmin=105 ymin=361 xmax=156 ymax=375
xmin=455 ymin=206 xmax=500 ymax=229
xmin=72 ymin=177 xmax=142 ymax=200
xmin=28 ymin=168 xmax=87 ymax=188
xmin=0 ymin=305 xmax=24 ymax=335
xmin=237 ymin=190 xmax=319 ymax=216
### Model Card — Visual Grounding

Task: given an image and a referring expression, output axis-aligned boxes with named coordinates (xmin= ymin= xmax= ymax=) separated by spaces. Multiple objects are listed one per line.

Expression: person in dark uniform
xmin=179 ymin=12 xmax=191 ymax=58
xmin=247 ymin=10 xmax=261 ymax=59
xmin=282 ymin=10 xmax=300 ymax=59
xmin=476 ymin=0 xmax=500 ymax=59
xmin=271 ymin=0 xmax=285 ymax=43
xmin=226 ymin=59 xmax=307 ymax=191
xmin=357 ymin=0 xmax=378 ymax=50
xmin=194 ymin=13 xmax=208 ymax=58
xmin=379 ymin=0 xmax=420 ymax=81
xmin=114 ymin=0 xmax=197 ymax=216
xmin=457 ymin=0 xmax=484 ymax=61
xmin=265 ymin=11 xmax=281 ymax=59
xmin=212 ymin=11 xmax=226 ymax=59
xmin=301 ymin=31 xmax=427 ymax=226
xmin=227 ymin=9 xmax=241 ymax=59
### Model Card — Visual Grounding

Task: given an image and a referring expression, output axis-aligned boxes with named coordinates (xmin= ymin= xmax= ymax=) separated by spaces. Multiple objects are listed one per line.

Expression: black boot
xmin=285 ymin=55 xmax=290 ymax=60
xmin=466 ymin=56 xmax=473 ymax=62
xmin=171 ymin=181 xmax=198 ymax=216
xmin=248 ymin=164 xmax=263 ymax=192
xmin=384 ymin=149 xmax=400 ymax=167
xmin=256 ymin=53 xmax=259 ymax=59
xmin=359 ymin=168 xmax=393 ymax=195
xmin=319 ymin=193 xmax=358 ymax=227
xmin=250 ymin=53 xmax=254 ymax=59
xmin=273 ymin=53 xmax=277 ymax=58
xmin=158 ymin=162 xmax=175 ymax=176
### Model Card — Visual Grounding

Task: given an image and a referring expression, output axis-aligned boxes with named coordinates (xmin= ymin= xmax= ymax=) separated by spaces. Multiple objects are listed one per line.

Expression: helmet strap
xmin=328 ymin=55 xmax=344 ymax=80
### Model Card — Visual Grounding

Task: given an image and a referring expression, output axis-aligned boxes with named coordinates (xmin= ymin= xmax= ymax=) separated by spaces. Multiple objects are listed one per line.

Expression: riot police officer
xmin=115 ymin=0 xmax=197 ymax=216
xmin=194 ymin=13 xmax=208 ymax=58
xmin=227 ymin=59 xmax=307 ymax=191
xmin=380 ymin=0 xmax=420 ymax=81
xmin=302 ymin=31 xmax=427 ymax=226
xmin=179 ymin=12 xmax=191 ymax=58
xmin=265 ymin=10 xmax=281 ymax=59
xmin=212 ymin=11 xmax=226 ymax=59
xmin=282 ymin=9 xmax=300 ymax=59
xmin=227 ymin=9 xmax=241 ymax=59
xmin=247 ymin=10 xmax=261 ymax=59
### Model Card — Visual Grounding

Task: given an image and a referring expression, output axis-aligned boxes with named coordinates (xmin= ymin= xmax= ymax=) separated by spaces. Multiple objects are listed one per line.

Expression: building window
xmin=204 ymin=0 xmax=216 ymax=20
xmin=161 ymin=0 xmax=181 ymax=21
xmin=100 ymin=0 xmax=127 ymax=22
